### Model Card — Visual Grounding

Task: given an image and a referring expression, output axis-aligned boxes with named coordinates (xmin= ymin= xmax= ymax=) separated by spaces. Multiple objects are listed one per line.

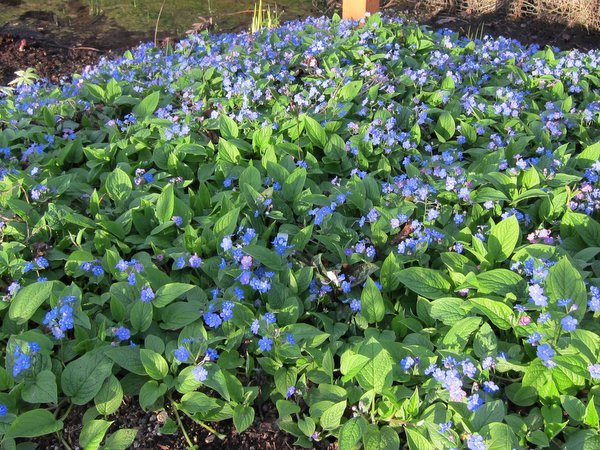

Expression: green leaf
xmin=545 ymin=257 xmax=587 ymax=320
xmin=8 ymin=280 xmax=55 ymax=324
xmin=105 ymin=346 xmax=146 ymax=376
xmin=575 ymin=140 xmax=600 ymax=167
xmin=396 ymin=267 xmax=451 ymax=299
xmin=584 ymin=396 xmax=599 ymax=428
xmin=95 ymin=375 xmax=123 ymax=416
xmin=242 ymin=245 xmax=283 ymax=271
xmin=156 ymin=183 xmax=175 ymax=224
xmin=380 ymin=252 xmax=401 ymax=291
xmin=469 ymin=297 xmax=514 ymax=330
xmin=356 ymin=337 xmax=393 ymax=393
xmin=361 ymin=277 xmax=385 ymax=323
xmin=441 ymin=317 xmax=482 ymax=350
xmin=338 ymin=417 xmax=364 ymax=450
xmin=487 ymin=215 xmax=519 ymax=262
xmin=476 ymin=269 xmax=524 ymax=296
xmin=180 ymin=392 xmax=220 ymax=414
xmin=481 ymin=422 xmax=517 ymax=450
xmin=563 ymin=430 xmax=600 ymax=450
xmin=133 ymin=91 xmax=160 ymax=118
xmin=5 ymin=409 xmax=63 ymax=438
xmin=140 ymin=349 xmax=169 ymax=380
xmin=435 ymin=111 xmax=456 ymax=142
xmin=233 ymin=405 xmax=255 ymax=433
xmin=338 ymin=80 xmax=363 ymax=101
xmin=429 ymin=297 xmax=468 ymax=325
xmin=153 ymin=283 xmax=195 ymax=308
xmin=62 ymin=352 xmax=113 ymax=405
xmin=320 ymin=400 xmax=346 ymax=430
xmin=405 ymin=427 xmax=435 ymax=450
xmin=472 ymin=400 xmax=506 ymax=431
xmin=130 ymin=301 xmax=153 ymax=332
xmin=560 ymin=395 xmax=586 ymax=421
xmin=213 ymin=207 xmax=240 ymax=239
xmin=282 ymin=167 xmax=307 ymax=202
xmin=219 ymin=114 xmax=239 ymax=139
xmin=364 ymin=425 xmax=400 ymax=450
xmin=303 ymin=115 xmax=327 ymax=148
xmin=22 ymin=370 xmax=57 ymax=404
xmin=105 ymin=168 xmax=132 ymax=204
xmin=80 ymin=419 xmax=113 ymax=450
xmin=102 ymin=428 xmax=138 ymax=450
xmin=523 ymin=359 xmax=558 ymax=400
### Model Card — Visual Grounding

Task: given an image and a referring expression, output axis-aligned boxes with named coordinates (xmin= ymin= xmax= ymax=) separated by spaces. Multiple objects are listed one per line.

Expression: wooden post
xmin=342 ymin=0 xmax=380 ymax=20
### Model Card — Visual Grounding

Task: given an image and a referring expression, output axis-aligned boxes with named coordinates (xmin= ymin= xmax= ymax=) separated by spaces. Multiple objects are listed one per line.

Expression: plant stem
xmin=154 ymin=0 xmax=167 ymax=47
xmin=169 ymin=397 xmax=195 ymax=449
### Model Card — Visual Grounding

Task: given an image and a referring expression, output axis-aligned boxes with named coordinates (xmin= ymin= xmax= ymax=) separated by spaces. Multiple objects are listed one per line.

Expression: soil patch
xmin=34 ymin=397 xmax=337 ymax=450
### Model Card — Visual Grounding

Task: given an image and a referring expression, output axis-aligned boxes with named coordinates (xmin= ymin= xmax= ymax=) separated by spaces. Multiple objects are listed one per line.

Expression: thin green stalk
xmin=169 ymin=397 xmax=194 ymax=449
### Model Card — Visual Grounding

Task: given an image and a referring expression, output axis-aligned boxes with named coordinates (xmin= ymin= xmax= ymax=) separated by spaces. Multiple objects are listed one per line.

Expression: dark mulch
xmin=34 ymin=397 xmax=336 ymax=450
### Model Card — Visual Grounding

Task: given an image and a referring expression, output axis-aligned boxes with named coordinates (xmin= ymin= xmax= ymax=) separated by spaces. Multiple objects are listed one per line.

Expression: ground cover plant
xmin=0 ymin=12 xmax=600 ymax=450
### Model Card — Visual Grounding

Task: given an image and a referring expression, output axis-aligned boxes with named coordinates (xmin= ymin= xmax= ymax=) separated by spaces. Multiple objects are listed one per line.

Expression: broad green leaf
xmin=106 ymin=168 xmax=132 ymax=203
xmin=156 ymin=183 xmax=175 ymax=224
xmin=481 ymin=423 xmax=517 ymax=450
xmin=105 ymin=346 xmax=146 ymax=376
xmin=356 ymin=337 xmax=393 ymax=393
xmin=320 ymin=400 xmax=346 ymax=430
xmin=213 ymin=207 xmax=240 ymax=239
xmin=435 ymin=111 xmax=455 ymax=141
xmin=140 ymin=349 xmax=169 ymax=380
xmin=233 ymin=405 xmax=255 ymax=433
xmin=95 ymin=375 xmax=123 ymax=416
xmin=5 ymin=409 xmax=63 ymax=438
xmin=469 ymin=297 xmax=515 ymax=330
xmin=22 ymin=370 xmax=57 ymax=404
xmin=472 ymin=400 xmax=505 ymax=431
xmin=361 ymin=277 xmax=385 ymax=323
xmin=102 ymin=429 xmax=138 ymax=450
xmin=133 ymin=91 xmax=160 ymax=118
xmin=80 ymin=419 xmax=113 ymax=450
xmin=405 ymin=427 xmax=435 ymax=450
xmin=476 ymin=269 xmax=525 ymax=296
xmin=441 ymin=317 xmax=482 ymax=350
xmin=153 ymin=283 xmax=195 ymax=308
xmin=429 ymin=297 xmax=468 ymax=325
xmin=487 ymin=215 xmax=519 ymax=262
xmin=397 ymin=267 xmax=451 ymax=299
xmin=283 ymin=167 xmax=307 ymax=202
xmin=303 ymin=115 xmax=327 ymax=148
xmin=242 ymin=245 xmax=283 ymax=271
xmin=8 ymin=281 xmax=55 ymax=324
xmin=545 ymin=257 xmax=587 ymax=320
xmin=338 ymin=417 xmax=364 ymax=450
xmin=338 ymin=80 xmax=363 ymax=101
xmin=62 ymin=352 xmax=113 ymax=405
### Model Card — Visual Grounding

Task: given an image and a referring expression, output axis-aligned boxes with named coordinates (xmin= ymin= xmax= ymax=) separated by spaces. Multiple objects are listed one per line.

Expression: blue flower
xmin=286 ymin=334 xmax=295 ymax=345
xmin=140 ymin=286 xmax=155 ymax=302
xmin=206 ymin=348 xmax=219 ymax=361
xmin=174 ymin=346 xmax=190 ymax=362
xmin=192 ymin=365 xmax=208 ymax=382
xmin=263 ymin=312 xmax=276 ymax=324
xmin=250 ymin=319 xmax=260 ymax=335
xmin=349 ymin=299 xmax=361 ymax=313
xmin=92 ymin=265 xmax=104 ymax=276
xmin=467 ymin=393 xmax=483 ymax=412
xmin=438 ymin=421 xmax=452 ymax=433
xmin=400 ymin=356 xmax=415 ymax=370
xmin=0 ymin=404 xmax=7 ymax=416
xmin=189 ymin=254 xmax=202 ymax=268
xmin=467 ymin=434 xmax=486 ymax=450
xmin=537 ymin=343 xmax=556 ymax=368
xmin=589 ymin=364 xmax=600 ymax=379
xmin=204 ymin=313 xmax=222 ymax=329
xmin=286 ymin=386 xmax=296 ymax=398
xmin=561 ymin=315 xmax=578 ymax=332
xmin=114 ymin=326 xmax=131 ymax=341
xmin=483 ymin=381 xmax=500 ymax=393
xmin=258 ymin=337 xmax=273 ymax=351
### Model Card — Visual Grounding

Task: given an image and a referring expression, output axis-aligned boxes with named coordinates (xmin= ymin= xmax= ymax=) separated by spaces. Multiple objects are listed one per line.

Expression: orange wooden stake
xmin=342 ymin=0 xmax=380 ymax=20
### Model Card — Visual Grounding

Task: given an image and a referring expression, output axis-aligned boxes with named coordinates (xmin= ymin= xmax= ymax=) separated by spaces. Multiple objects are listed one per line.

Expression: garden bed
xmin=0 ymin=11 xmax=599 ymax=450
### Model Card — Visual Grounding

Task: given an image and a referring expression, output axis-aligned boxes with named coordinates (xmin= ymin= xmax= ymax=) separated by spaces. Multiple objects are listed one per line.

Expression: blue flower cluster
xmin=43 ymin=295 xmax=76 ymax=339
